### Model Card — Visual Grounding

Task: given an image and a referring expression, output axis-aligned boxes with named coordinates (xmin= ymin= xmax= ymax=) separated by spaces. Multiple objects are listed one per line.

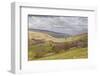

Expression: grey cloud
xmin=28 ymin=15 xmax=88 ymax=35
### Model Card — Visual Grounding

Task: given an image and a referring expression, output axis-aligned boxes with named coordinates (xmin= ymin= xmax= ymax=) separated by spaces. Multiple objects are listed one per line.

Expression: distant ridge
xmin=29 ymin=29 xmax=71 ymax=38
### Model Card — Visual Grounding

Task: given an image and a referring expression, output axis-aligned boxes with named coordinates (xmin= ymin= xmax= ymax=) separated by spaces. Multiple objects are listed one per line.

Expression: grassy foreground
xmin=38 ymin=47 xmax=88 ymax=60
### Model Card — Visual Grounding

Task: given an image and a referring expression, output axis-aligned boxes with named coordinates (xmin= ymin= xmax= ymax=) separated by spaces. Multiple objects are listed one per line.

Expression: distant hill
xmin=29 ymin=31 xmax=66 ymax=42
xmin=29 ymin=29 xmax=87 ymax=43
xmin=29 ymin=29 xmax=71 ymax=38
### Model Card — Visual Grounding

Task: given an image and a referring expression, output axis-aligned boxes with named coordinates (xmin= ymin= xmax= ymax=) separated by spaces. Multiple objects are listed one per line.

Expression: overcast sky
xmin=28 ymin=15 xmax=88 ymax=35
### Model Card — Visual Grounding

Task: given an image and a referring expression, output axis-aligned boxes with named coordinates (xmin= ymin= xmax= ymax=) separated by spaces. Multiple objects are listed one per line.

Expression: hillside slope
xmin=29 ymin=31 xmax=66 ymax=42
xmin=28 ymin=31 xmax=88 ymax=60
xmin=29 ymin=31 xmax=87 ymax=42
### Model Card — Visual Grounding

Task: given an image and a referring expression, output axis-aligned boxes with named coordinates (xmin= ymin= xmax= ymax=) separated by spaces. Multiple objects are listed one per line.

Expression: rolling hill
xmin=28 ymin=31 xmax=67 ymax=42
xmin=29 ymin=29 xmax=71 ymax=38
xmin=29 ymin=30 xmax=87 ymax=43
xmin=28 ymin=30 xmax=88 ymax=60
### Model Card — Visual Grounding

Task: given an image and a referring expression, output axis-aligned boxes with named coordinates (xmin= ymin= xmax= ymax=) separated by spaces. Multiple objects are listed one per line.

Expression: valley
xmin=28 ymin=30 xmax=88 ymax=60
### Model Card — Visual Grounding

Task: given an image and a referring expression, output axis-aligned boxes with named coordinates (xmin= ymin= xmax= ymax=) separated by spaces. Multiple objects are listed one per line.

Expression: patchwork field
xmin=28 ymin=30 xmax=88 ymax=61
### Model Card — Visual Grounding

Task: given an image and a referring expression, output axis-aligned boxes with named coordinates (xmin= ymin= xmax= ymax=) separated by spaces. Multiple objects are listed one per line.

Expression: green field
xmin=39 ymin=47 xmax=88 ymax=60
xmin=28 ymin=31 xmax=88 ymax=61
